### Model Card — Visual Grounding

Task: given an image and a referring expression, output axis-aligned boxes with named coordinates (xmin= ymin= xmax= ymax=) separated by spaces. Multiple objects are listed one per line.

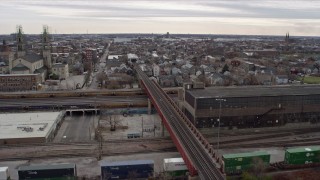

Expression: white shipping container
xmin=0 ymin=167 xmax=9 ymax=180
xmin=164 ymin=158 xmax=188 ymax=171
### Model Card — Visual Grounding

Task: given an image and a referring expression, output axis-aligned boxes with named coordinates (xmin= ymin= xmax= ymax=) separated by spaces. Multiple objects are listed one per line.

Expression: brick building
xmin=0 ymin=74 xmax=41 ymax=92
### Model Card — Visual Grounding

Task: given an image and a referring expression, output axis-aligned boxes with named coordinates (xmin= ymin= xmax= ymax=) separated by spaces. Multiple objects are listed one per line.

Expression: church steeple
xmin=285 ymin=32 xmax=290 ymax=43
xmin=41 ymin=25 xmax=52 ymax=69
xmin=16 ymin=25 xmax=26 ymax=57
xmin=42 ymin=25 xmax=50 ymax=50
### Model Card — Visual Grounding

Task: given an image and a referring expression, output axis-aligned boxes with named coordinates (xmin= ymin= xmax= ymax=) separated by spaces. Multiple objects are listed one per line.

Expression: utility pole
xmin=141 ymin=117 xmax=144 ymax=138
xmin=215 ymin=98 xmax=226 ymax=153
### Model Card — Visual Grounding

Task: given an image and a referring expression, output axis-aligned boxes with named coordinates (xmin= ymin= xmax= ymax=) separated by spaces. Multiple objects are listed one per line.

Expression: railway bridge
xmin=135 ymin=66 xmax=225 ymax=180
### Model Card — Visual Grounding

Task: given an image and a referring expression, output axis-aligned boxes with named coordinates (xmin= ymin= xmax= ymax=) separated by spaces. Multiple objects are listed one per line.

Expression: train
xmin=2 ymin=146 xmax=319 ymax=180
xmin=222 ymin=145 xmax=320 ymax=175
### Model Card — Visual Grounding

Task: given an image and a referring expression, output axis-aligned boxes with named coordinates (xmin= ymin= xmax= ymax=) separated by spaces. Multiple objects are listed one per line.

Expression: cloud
xmin=1 ymin=0 xmax=320 ymax=35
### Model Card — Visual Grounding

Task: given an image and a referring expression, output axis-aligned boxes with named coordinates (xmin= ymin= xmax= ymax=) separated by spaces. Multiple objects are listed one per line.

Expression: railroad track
xmin=1 ymin=131 xmax=320 ymax=161
xmin=136 ymin=67 xmax=225 ymax=180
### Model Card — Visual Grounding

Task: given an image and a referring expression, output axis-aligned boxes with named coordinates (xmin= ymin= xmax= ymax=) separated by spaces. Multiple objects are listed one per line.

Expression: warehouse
xmin=0 ymin=112 xmax=65 ymax=144
xmin=183 ymin=85 xmax=320 ymax=128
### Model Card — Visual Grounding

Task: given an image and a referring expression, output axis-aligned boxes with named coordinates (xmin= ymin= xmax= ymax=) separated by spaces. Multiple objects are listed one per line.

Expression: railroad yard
xmin=1 ymin=111 xmax=320 ymax=179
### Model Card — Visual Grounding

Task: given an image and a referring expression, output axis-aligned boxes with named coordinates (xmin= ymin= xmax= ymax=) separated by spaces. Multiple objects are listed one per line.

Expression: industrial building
xmin=183 ymin=85 xmax=320 ymax=128
xmin=0 ymin=112 xmax=65 ymax=144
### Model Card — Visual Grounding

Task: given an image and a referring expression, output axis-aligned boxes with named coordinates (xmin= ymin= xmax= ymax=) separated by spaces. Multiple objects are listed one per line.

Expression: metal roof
xmin=101 ymin=160 xmax=154 ymax=167
xmin=188 ymin=85 xmax=320 ymax=98
xmin=18 ymin=163 xmax=76 ymax=171
xmin=223 ymin=151 xmax=269 ymax=159
xmin=286 ymin=146 xmax=320 ymax=153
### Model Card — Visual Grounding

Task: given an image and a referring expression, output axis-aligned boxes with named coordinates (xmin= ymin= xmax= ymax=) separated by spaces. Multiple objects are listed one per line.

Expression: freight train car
xmin=101 ymin=160 xmax=154 ymax=180
xmin=285 ymin=146 xmax=320 ymax=165
xmin=163 ymin=158 xmax=188 ymax=178
xmin=0 ymin=167 xmax=9 ymax=180
xmin=223 ymin=151 xmax=271 ymax=175
xmin=18 ymin=163 xmax=76 ymax=180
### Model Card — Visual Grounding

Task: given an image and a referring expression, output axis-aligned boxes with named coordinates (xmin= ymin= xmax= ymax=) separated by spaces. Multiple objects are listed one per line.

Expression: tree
xmin=106 ymin=115 xmax=122 ymax=131
xmin=221 ymin=64 xmax=229 ymax=74
xmin=96 ymin=72 xmax=107 ymax=85
xmin=314 ymin=63 xmax=320 ymax=73
xmin=250 ymin=157 xmax=267 ymax=178
xmin=107 ymin=80 xmax=120 ymax=89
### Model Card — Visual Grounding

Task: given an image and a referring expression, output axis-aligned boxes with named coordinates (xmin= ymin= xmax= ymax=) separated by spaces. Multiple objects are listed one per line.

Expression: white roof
xmin=164 ymin=158 xmax=184 ymax=163
xmin=127 ymin=53 xmax=138 ymax=59
xmin=0 ymin=112 xmax=61 ymax=139
xmin=0 ymin=167 xmax=8 ymax=171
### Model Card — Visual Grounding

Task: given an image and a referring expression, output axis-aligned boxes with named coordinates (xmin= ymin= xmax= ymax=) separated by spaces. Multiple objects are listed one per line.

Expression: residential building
xmin=52 ymin=63 xmax=69 ymax=79
xmin=0 ymin=74 xmax=41 ymax=91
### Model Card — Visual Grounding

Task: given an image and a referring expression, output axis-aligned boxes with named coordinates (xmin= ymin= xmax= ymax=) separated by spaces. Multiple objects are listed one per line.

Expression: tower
xmin=42 ymin=25 xmax=52 ymax=69
xmin=285 ymin=32 xmax=290 ymax=43
xmin=16 ymin=25 xmax=26 ymax=58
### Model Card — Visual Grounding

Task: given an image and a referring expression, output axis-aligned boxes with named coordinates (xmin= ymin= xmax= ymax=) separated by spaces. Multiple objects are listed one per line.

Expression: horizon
xmin=1 ymin=0 xmax=320 ymax=36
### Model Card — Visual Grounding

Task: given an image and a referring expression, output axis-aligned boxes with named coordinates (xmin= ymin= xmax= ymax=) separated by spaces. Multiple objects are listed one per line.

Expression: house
xmin=52 ymin=63 xmax=69 ymax=80
xmin=152 ymin=64 xmax=160 ymax=77
xmin=275 ymin=75 xmax=289 ymax=84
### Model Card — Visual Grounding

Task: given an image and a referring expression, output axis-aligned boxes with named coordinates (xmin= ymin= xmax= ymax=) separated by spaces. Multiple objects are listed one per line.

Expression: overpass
xmin=135 ymin=66 xmax=225 ymax=179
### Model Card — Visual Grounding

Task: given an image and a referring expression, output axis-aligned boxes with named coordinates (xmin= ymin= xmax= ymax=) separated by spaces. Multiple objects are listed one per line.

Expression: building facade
xmin=52 ymin=63 xmax=69 ymax=79
xmin=0 ymin=74 xmax=41 ymax=91
xmin=183 ymin=85 xmax=320 ymax=128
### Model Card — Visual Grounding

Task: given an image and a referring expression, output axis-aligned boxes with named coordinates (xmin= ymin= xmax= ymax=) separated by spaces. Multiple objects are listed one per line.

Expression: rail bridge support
xmin=188 ymin=175 xmax=200 ymax=180
xmin=148 ymin=98 xmax=151 ymax=115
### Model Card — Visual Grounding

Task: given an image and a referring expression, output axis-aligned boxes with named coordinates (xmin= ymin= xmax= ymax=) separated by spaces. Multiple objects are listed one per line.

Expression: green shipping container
xmin=224 ymin=163 xmax=268 ymax=175
xmin=285 ymin=146 xmax=320 ymax=165
xmin=166 ymin=170 xmax=188 ymax=177
xmin=286 ymin=158 xmax=320 ymax=165
xmin=223 ymin=151 xmax=270 ymax=167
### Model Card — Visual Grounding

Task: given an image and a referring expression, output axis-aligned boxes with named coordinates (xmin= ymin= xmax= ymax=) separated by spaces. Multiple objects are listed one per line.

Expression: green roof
xmin=223 ymin=151 xmax=269 ymax=159
xmin=286 ymin=146 xmax=320 ymax=153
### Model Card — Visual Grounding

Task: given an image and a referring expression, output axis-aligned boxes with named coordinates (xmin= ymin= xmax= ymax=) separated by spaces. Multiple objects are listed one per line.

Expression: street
xmin=88 ymin=43 xmax=110 ymax=89
xmin=54 ymin=114 xmax=98 ymax=143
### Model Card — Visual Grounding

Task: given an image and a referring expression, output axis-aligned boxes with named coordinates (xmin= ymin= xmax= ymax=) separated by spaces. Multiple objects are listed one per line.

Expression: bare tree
xmin=96 ymin=72 xmax=107 ymax=85
xmin=107 ymin=80 xmax=120 ymax=89
xmin=105 ymin=115 xmax=123 ymax=131
xmin=250 ymin=157 xmax=267 ymax=178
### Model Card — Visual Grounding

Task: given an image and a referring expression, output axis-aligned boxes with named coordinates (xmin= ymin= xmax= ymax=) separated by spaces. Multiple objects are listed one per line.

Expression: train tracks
xmin=1 ymin=126 xmax=320 ymax=162
xmin=136 ymin=67 xmax=225 ymax=179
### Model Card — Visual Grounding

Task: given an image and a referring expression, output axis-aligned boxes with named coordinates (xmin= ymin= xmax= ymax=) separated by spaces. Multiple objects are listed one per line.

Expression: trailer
xmin=101 ymin=160 xmax=154 ymax=180
xmin=163 ymin=158 xmax=188 ymax=177
xmin=0 ymin=167 xmax=9 ymax=180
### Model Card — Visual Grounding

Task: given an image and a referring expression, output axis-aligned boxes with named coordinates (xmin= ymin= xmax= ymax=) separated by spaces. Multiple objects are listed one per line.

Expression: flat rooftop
xmin=187 ymin=85 xmax=320 ymax=98
xmin=0 ymin=112 xmax=61 ymax=140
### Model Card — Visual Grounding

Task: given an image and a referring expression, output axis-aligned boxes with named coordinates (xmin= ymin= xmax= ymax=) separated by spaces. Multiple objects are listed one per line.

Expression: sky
xmin=1 ymin=0 xmax=320 ymax=36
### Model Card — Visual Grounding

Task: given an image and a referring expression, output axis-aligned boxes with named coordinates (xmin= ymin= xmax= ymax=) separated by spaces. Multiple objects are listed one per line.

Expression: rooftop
xmin=187 ymin=85 xmax=320 ymax=98
xmin=0 ymin=112 xmax=61 ymax=139
xmin=18 ymin=163 xmax=76 ymax=171
xmin=223 ymin=151 xmax=269 ymax=159
xmin=164 ymin=158 xmax=184 ymax=163
xmin=286 ymin=146 xmax=320 ymax=153
xmin=101 ymin=160 xmax=154 ymax=167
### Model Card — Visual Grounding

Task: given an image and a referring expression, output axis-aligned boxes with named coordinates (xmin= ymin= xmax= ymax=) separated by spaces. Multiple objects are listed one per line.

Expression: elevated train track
xmin=135 ymin=66 xmax=225 ymax=179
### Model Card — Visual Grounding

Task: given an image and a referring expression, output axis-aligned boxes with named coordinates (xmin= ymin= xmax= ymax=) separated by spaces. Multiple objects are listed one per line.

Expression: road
xmin=89 ymin=42 xmax=110 ymax=89
xmin=54 ymin=115 xmax=98 ymax=143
